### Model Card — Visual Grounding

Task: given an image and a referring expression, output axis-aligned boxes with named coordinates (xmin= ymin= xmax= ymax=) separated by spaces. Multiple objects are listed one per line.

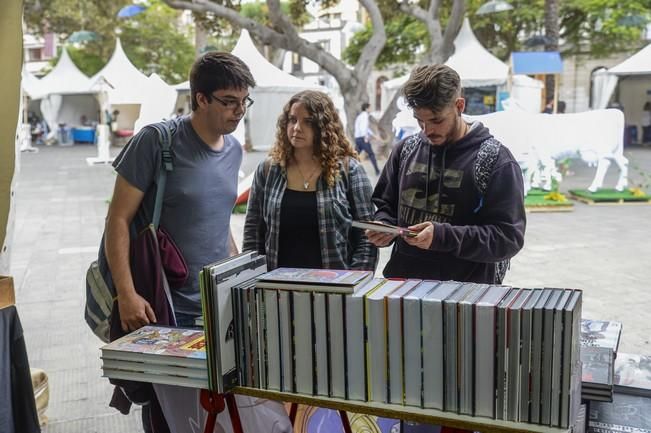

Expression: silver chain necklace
xmin=294 ymin=160 xmax=320 ymax=190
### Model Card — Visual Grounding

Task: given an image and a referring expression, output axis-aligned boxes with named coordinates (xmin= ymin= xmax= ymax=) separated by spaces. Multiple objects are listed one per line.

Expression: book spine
xmin=327 ymin=293 xmax=346 ymax=399
xmin=345 ymin=295 xmax=366 ymax=401
xmin=422 ymin=298 xmax=445 ymax=410
xmin=403 ymin=296 xmax=422 ymax=407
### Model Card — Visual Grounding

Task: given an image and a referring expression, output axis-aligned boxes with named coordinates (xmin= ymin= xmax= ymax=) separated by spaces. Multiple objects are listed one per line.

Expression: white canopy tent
xmin=89 ymin=38 xmax=176 ymax=133
xmin=596 ymin=43 xmax=651 ymax=143
xmin=26 ymin=48 xmax=99 ymax=140
xmin=232 ymin=30 xmax=325 ymax=149
xmin=382 ymin=18 xmax=509 ymax=111
xmin=170 ymin=31 xmax=324 ymax=148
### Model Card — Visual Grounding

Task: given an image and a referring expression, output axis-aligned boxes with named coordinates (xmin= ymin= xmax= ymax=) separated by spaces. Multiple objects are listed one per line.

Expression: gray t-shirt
xmin=113 ymin=116 xmax=242 ymax=315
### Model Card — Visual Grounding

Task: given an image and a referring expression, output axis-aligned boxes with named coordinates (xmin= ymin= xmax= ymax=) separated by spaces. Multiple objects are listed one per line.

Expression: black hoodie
xmin=372 ymin=122 xmax=526 ymax=283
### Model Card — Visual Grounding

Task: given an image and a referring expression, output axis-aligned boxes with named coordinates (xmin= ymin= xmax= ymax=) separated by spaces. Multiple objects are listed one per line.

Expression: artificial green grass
xmin=569 ymin=188 xmax=651 ymax=202
xmin=525 ymin=188 xmax=573 ymax=207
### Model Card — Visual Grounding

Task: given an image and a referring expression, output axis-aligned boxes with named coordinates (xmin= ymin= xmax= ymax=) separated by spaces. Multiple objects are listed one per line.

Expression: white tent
xmin=90 ymin=38 xmax=150 ymax=106
xmin=37 ymin=47 xmax=93 ymax=97
xmin=29 ymin=48 xmax=99 ymax=140
xmin=133 ymin=73 xmax=179 ymax=134
xmin=21 ymin=64 xmax=47 ymax=100
xmin=382 ymin=19 xmax=509 ymax=111
xmin=233 ymin=30 xmax=325 ymax=149
xmin=597 ymin=43 xmax=651 ymax=142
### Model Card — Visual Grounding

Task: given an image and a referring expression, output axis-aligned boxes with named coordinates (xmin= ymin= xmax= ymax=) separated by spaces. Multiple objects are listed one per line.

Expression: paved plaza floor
xmin=8 ymin=142 xmax=651 ymax=432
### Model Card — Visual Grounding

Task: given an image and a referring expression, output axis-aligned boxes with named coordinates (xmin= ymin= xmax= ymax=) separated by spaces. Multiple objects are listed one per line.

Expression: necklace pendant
xmin=303 ymin=181 xmax=310 ymax=190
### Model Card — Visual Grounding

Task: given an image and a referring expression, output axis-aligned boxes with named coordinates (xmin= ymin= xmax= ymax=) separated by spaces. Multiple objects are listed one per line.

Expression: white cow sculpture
xmin=468 ymin=108 xmax=629 ymax=194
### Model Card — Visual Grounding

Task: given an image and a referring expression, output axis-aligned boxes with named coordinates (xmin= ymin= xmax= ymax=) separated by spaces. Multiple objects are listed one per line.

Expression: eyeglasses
xmin=210 ymin=94 xmax=254 ymax=110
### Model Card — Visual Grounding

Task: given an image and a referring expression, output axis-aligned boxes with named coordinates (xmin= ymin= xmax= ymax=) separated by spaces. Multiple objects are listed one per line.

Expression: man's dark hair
xmin=189 ymin=51 xmax=256 ymax=111
xmin=557 ymin=100 xmax=566 ymax=113
xmin=402 ymin=64 xmax=461 ymax=112
xmin=361 ymin=102 xmax=370 ymax=111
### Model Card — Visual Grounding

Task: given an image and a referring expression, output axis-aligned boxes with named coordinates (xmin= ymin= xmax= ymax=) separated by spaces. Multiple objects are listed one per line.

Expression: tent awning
xmin=511 ymin=51 xmax=563 ymax=75
xmin=609 ymin=43 xmax=651 ymax=76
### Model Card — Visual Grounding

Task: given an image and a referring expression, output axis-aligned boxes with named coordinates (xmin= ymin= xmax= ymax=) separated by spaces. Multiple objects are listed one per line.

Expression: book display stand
xmin=231 ymin=387 xmax=572 ymax=433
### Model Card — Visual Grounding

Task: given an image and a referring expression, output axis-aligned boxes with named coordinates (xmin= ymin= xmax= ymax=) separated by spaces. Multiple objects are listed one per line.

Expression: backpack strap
xmin=472 ymin=136 xmax=510 ymax=284
xmin=472 ymin=137 xmax=502 ymax=213
xmin=147 ymin=120 xmax=177 ymax=229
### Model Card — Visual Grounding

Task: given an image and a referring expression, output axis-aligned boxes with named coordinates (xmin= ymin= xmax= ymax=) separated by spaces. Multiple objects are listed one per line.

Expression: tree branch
xmin=353 ymin=0 xmax=386 ymax=90
xmin=163 ymin=0 xmax=354 ymax=85
xmin=441 ymin=0 xmax=465 ymax=58
xmin=399 ymin=0 xmax=429 ymax=23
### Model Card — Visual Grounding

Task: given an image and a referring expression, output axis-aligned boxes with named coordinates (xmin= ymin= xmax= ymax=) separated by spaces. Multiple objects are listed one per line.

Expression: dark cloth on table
xmin=0 ymin=306 xmax=40 ymax=433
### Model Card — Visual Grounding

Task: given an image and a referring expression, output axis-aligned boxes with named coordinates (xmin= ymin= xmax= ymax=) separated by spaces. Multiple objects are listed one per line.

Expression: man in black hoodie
xmin=368 ymin=64 xmax=526 ymax=284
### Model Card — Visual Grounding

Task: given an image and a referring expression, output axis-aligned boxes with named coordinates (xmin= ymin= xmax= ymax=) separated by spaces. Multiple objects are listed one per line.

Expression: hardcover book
xmin=386 ymin=279 xmax=422 ymax=405
xmin=582 ymin=346 xmax=615 ymax=389
xmin=255 ymin=267 xmax=372 ymax=293
xmin=365 ymin=280 xmax=405 ymax=403
xmin=614 ymin=353 xmax=651 ymax=397
xmin=403 ymin=280 xmax=441 ymax=407
xmin=345 ymin=278 xmax=386 ymax=401
xmin=580 ymin=319 xmax=622 ymax=353
xmin=588 ymin=392 xmax=651 ymax=432
xmin=474 ymin=285 xmax=511 ymax=419
xmin=101 ymin=325 xmax=206 ymax=368
xmin=200 ymin=252 xmax=267 ymax=392
xmin=457 ymin=283 xmax=490 ymax=416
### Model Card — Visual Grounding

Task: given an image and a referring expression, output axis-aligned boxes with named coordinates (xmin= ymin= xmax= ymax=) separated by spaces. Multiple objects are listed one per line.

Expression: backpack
xmin=398 ymin=133 xmax=510 ymax=284
xmin=84 ymin=120 xmax=177 ymax=342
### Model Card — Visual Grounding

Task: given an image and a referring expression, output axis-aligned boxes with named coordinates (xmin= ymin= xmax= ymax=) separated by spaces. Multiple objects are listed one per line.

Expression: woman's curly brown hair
xmin=270 ymin=90 xmax=358 ymax=188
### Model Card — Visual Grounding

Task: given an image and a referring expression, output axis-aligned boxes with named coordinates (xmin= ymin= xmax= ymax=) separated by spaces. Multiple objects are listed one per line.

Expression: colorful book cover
xmin=102 ymin=326 xmax=206 ymax=360
xmin=581 ymin=318 xmax=622 ymax=352
xmin=257 ymin=267 xmax=370 ymax=286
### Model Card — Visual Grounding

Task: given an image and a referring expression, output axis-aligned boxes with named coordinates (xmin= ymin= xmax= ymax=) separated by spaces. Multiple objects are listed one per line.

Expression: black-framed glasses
xmin=210 ymin=94 xmax=254 ymax=110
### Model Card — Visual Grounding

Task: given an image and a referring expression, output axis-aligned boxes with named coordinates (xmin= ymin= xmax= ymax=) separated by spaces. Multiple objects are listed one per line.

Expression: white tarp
xmin=382 ymin=19 xmax=509 ymax=110
xmin=21 ymin=64 xmax=47 ymax=99
xmin=609 ymin=43 xmax=651 ymax=76
xmin=133 ymin=73 xmax=179 ymax=134
xmin=35 ymin=48 xmax=93 ymax=98
xmin=591 ymin=68 xmax=619 ymax=110
xmin=233 ymin=30 xmax=325 ymax=149
xmin=510 ymin=75 xmax=544 ymax=113
xmin=90 ymin=38 xmax=151 ymax=106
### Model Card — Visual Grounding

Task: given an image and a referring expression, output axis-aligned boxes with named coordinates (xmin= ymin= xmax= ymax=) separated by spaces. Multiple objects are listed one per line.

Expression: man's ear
xmin=196 ymin=92 xmax=210 ymax=108
xmin=456 ymin=97 xmax=466 ymax=115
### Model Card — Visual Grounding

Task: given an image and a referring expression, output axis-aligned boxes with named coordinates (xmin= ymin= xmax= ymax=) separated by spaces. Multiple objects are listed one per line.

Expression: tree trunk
xmin=164 ymin=0 xmax=385 ymax=145
xmin=377 ymin=0 xmax=465 ymax=156
xmin=544 ymin=0 xmax=560 ymax=102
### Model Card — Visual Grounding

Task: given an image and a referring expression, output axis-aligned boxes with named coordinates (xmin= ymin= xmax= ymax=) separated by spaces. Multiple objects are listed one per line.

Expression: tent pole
xmin=553 ymin=74 xmax=560 ymax=113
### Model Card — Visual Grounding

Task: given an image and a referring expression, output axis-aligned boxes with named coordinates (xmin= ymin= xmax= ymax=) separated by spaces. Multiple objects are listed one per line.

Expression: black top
xmin=277 ymin=189 xmax=322 ymax=268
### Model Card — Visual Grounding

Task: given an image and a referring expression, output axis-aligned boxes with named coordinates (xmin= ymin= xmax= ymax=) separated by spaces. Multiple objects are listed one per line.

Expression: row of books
xmin=232 ymin=275 xmax=583 ymax=428
xmin=580 ymin=319 xmax=623 ymax=402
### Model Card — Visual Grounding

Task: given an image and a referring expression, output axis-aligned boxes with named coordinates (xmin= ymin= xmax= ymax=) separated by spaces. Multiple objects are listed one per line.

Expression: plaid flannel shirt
xmin=243 ymin=157 xmax=378 ymax=271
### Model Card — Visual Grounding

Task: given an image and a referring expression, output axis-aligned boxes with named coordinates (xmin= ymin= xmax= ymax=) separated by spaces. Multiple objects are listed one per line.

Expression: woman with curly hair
xmin=243 ymin=90 xmax=377 ymax=271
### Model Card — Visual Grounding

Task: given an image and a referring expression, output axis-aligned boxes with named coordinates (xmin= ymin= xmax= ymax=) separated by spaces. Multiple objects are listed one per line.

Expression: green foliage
xmin=24 ymin=0 xmax=194 ymax=83
xmin=120 ymin=1 xmax=195 ymax=83
xmin=560 ymin=0 xmax=651 ymax=56
xmin=342 ymin=15 xmax=428 ymax=71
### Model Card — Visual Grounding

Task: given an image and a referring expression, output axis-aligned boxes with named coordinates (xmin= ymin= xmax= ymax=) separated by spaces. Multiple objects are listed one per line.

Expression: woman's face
xmin=287 ymin=102 xmax=315 ymax=151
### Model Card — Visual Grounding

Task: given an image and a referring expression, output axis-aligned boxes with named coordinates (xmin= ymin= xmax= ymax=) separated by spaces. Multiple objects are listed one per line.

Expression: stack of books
xmin=100 ymin=325 xmax=208 ymax=389
xmin=233 ymin=276 xmax=583 ymax=429
xmin=580 ymin=319 xmax=622 ymax=401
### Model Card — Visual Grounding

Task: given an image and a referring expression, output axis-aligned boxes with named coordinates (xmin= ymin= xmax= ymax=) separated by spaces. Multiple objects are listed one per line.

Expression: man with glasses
xmin=105 ymin=52 xmax=290 ymax=432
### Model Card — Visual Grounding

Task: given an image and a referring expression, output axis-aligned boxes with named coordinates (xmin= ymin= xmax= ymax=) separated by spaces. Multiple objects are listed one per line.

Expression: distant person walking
xmin=354 ymin=102 xmax=381 ymax=175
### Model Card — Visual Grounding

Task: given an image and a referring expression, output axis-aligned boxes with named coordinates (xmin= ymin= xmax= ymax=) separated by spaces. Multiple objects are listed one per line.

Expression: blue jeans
xmin=175 ymin=311 xmax=201 ymax=328
xmin=355 ymin=137 xmax=380 ymax=175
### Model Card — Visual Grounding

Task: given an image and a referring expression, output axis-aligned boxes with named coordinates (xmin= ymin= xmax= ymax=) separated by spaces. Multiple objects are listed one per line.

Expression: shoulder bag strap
xmin=148 ymin=121 xmax=174 ymax=229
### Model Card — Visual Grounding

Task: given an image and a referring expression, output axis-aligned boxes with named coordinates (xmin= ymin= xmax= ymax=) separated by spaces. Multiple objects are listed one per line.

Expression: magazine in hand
xmin=351 ymin=220 xmax=418 ymax=237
